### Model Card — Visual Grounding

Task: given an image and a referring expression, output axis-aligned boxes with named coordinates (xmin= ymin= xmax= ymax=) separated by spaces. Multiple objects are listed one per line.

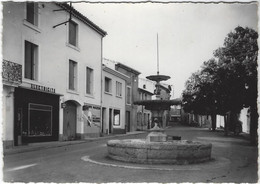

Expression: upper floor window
xmin=24 ymin=41 xmax=38 ymax=80
xmin=126 ymin=86 xmax=131 ymax=105
xmin=26 ymin=2 xmax=38 ymax=26
xmin=105 ymin=77 xmax=112 ymax=93
xmin=69 ymin=21 xmax=78 ymax=47
xmin=116 ymin=81 xmax=122 ymax=97
xmin=69 ymin=60 xmax=77 ymax=90
xmin=86 ymin=67 xmax=93 ymax=95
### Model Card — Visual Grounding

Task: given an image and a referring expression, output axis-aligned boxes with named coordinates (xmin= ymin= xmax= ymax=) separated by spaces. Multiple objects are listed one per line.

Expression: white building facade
xmin=101 ymin=66 xmax=129 ymax=134
xmin=2 ymin=2 xmax=106 ymax=147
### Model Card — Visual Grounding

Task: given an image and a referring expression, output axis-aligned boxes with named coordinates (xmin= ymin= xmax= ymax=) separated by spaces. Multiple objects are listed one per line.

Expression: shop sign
xmin=31 ymin=84 xmax=55 ymax=93
xmin=83 ymin=104 xmax=101 ymax=127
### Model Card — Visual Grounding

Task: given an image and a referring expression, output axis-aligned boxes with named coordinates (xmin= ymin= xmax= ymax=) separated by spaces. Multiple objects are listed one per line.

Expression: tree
xmin=182 ymin=26 xmax=258 ymax=142
xmin=214 ymin=26 xmax=258 ymax=144
xmin=182 ymin=59 xmax=219 ymax=130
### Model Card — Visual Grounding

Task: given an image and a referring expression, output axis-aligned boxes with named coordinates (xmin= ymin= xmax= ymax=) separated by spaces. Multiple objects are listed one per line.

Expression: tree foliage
xmin=214 ymin=26 xmax=258 ymax=110
xmin=182 ymin=59 xmax=219 ymax=115
xmin=182 ymin=26 xmax=258 ymax=137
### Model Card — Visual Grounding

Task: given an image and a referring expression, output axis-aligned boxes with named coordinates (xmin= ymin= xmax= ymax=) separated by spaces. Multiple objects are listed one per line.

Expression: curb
xmin=4 ymin=131 xmax=146 ymax=156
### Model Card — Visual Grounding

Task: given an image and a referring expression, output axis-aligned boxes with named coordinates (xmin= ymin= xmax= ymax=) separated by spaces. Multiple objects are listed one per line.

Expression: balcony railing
xmin=2 ymin=59 xmax=22 ymax=86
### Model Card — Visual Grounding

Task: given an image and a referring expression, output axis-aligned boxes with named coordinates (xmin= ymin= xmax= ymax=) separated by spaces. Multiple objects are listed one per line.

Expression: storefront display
xmin=14 ymin=87 xmax=60 ymax=145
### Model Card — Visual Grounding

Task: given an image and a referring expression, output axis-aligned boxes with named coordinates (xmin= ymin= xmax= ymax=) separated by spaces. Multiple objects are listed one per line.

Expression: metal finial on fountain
xmin=134 ymin=33 xmax=181 ymax=129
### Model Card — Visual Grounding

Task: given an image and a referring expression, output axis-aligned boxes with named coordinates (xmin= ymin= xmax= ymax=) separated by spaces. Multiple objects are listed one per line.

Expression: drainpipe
xmin=100 ymin=37 xmax=103 ymax=136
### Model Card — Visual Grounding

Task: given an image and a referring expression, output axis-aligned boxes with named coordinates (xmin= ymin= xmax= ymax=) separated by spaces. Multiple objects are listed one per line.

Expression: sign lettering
xmin=31 ymin=84 xmax=55 ymax=93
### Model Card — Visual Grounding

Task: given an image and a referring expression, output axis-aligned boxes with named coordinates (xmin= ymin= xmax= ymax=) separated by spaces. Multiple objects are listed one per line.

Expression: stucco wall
xmin=2 ymin=86 xmax=15 ymax=146
xmin=102 ymin=70 xmax=126 ymax=132
xmin=2 ymin=2 xmax=104 ymax=141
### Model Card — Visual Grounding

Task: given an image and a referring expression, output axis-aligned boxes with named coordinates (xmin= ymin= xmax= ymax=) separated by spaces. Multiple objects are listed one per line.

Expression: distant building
xmin=137 ymin=78 xmax=155 ymax=130
xmin=101 ymin=65 xmax=129 ymax=134
xmin=115 ymin=63 xmax=141 ymax=132
xmin=169 ymin=104 xmax=182 ymax=123
xmin=2 ymin=2 xmax=106 ymax=147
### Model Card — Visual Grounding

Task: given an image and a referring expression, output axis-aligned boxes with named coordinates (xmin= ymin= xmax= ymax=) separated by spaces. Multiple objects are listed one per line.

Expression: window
xmin=126 ymin=86 xmax=131 ymax=104
xmin=86 ymin=67 xmax=93 ymax=95
xmin=24 ymin=41 xmax=38 ymax=80
xmin=105 ymin=77 xmax=112 ymax=93
xmin=113 ymin=109 xmax=120 ymax=126
xmin=28 ymin=103 xmax=52 ymax=136
xmin=69 ymin=60 xmax=77 ymax=90
xmin=26 ymin=2 xmax=38 ymax=26
xmin=116 ymin=81 xmax=122 ymax=97
xmin=69 ymin=21 xmax=78 ymax=46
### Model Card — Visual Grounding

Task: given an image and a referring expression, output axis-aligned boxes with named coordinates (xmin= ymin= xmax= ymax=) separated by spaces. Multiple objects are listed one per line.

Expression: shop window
xmin=26 ymin=2 xmax=38 ymax=26
xmin=24 ymin=41 xmax=38 ymax=80
xmin=28 ymin=103 xmax=52 ymax=136
xmin=69 ymin=20 xmax=78 ymax=47
xmin=113 ymin=109 xmax=120 ymax=126
xmin=105 ymin=77 xmax=112 ymax=93
xmin=116 ymin=81 xmax=122 ymax=97
xmin=86 ymin=67 xmax=93 ymax=95
xmin=126 ymin=86 xmax=131 ymax=104
xmin=69 ymin=60 xmax=77 ymax=90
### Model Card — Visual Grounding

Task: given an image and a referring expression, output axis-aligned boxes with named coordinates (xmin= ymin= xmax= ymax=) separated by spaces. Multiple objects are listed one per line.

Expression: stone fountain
xmin=107 ymin=73 xmax=212 ymax=165
xmin=107 ymin=36 xmax=211 ymax=165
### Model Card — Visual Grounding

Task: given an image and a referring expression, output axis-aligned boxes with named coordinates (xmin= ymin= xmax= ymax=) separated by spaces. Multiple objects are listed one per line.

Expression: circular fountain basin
xmin=107 ymin=139 xmax=212 ymax=165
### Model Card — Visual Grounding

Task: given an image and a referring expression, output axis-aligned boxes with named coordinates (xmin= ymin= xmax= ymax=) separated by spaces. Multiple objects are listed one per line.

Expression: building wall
xmin=102 ymin=69 xmax=127 ymax=134
xmin=2 ymin=2 xmax=104 ymax=145
xmin=3 ymin=2 xmax=103 ymax=103
xmin=216 ymin=115 xmax=225 ymax=128
xmin=239 ymin=107 xmax=250 ymax=133
xmin=138 ymin=78 xmax=155 ymax=94
xmin=2 ymin=86 xmax=15 ymax=148
xmin=137 ymin=89 xmax=153 ymax=130
xmin=115 ymin=66 xmax=139 ymax=131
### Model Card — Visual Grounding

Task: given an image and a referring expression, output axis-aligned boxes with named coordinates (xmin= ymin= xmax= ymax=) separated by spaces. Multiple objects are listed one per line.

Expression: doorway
xmin=126 ymin=111 xmax=130 ymax=132
xmin=109 ymin=108 xmax=112 ymax=134
xmin=102 ymin=107 xmax=106 ymax=134
xmin=63 ymin=101 xmax=77 ymax=140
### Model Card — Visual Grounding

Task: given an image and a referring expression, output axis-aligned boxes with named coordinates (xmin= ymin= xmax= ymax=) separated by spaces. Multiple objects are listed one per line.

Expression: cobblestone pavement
xmin=3 ymin=125 xmax=258 ymax=183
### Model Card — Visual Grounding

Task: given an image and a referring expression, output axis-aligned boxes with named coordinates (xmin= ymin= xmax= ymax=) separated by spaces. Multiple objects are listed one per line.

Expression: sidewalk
xmin=3 ymin=131 xmax=146 ymax=156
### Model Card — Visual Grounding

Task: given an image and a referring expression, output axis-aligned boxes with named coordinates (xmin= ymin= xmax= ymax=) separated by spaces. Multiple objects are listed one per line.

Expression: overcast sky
xmin=73 ymin=2 xmax=258 ymax=98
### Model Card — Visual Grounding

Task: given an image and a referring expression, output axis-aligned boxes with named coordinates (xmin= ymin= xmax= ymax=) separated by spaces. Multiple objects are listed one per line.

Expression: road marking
xmin=6 ymin=163 xmax=37 ymax=172
xmin=81 ymin=156 xmax=200 ymax=171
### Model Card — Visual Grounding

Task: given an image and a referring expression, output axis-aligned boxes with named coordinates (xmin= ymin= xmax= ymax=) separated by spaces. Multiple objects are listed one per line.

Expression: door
xmin=126 ymin=111 xmax=130 ymax=132
xmin=109 ymin=108 xmax=112 ymax=134
xmin=147 ymin=113 xmax=150 ymax=129
xmin=102 ymin=107 xmax=106 ymax=134
xmin=63 ymin=101 xmax=77 ymax=140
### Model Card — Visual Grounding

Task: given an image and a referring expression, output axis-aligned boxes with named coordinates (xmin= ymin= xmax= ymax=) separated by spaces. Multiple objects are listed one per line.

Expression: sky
xmin=73 ymin=1 xmax=258 ymax=98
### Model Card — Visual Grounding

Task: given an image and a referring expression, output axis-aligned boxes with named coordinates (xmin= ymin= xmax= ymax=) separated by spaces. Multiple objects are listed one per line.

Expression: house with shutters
xmin=2 ymin=2 xmax=106 ymax=148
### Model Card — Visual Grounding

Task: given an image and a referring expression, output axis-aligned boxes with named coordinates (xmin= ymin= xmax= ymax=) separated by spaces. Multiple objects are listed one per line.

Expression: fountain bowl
xmin=107 ymin=139 xmax=212 ymax=165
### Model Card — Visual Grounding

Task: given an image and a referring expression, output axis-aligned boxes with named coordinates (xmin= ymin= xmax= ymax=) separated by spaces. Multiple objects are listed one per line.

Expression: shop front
xmin=82 ymin=103 xmax=101 ymax=138
xmin=14 ymin=86 xmax=60 ymax=145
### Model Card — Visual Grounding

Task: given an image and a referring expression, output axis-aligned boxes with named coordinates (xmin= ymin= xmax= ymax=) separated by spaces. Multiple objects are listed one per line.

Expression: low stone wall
xmin=107 ymin=139 xmax=212 ymax=164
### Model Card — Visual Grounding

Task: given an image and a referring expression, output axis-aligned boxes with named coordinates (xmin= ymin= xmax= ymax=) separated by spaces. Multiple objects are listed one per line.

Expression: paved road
xmin=3 ymin=125 xmax=258 ymax=183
